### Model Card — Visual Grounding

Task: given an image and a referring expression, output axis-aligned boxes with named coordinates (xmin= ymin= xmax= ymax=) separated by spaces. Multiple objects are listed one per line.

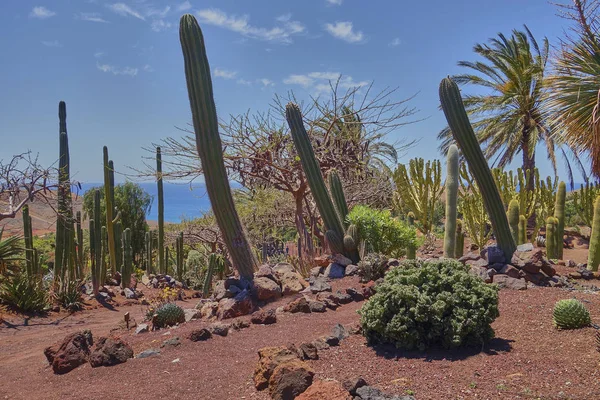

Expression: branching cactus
xmin=492 ymin=167 xmax=538 ymax=219
xmin=587 ymin=195 xmax=600 ymax=271
xmin=439 ymin=77 xmax=516 ymax=259
xmin=393 ymin=158 xmax=443 ymax=234
xmin=179 ymin=14 xmax=258 ymax=279
xmin=444 ymin=145 xmax=459 ymax=258
xmin=573 ymin=182 xmax=600 ymax=227
xmin=121 ymin=228 xmax=133 ymax=289
xmin=507 ymin=200 xmax=520 ymax=245
xmin=554 ymin=181 xmax=566 ymax=259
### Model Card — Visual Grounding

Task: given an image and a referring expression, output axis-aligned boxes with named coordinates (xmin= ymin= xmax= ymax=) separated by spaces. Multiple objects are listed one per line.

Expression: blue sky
xmin=0 ymin=0 xmax=587 ymax=185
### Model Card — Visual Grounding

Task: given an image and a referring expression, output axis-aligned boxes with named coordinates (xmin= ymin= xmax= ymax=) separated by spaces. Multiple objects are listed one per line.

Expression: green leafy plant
xmin=54 ymin=279 xmax=84 ymax=312
xmin=346 ymin=205 xmax=417 ymax=258
xmin=359 ymin=258 xmax=499 ymax=350
xmin=153 ymin=302 xmax=185 ymax=328
xmin=357 ymin=253 xmax=389 ymax=283
xmin=0 ymin=269 xmax=48 ymax=313
xmin=553 ymin=299 xmax=591 ymax=330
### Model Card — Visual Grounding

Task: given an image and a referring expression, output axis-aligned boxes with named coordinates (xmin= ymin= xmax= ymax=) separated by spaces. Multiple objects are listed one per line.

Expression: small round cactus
xmin=154 ymin=302 xmax=185 ymax=328
xmin=553 ymin=299 xmax=591 ymax=330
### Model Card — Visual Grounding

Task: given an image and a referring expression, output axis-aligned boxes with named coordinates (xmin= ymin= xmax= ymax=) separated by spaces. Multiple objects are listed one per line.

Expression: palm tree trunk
xmin=521 ymin=130 xmax=536 ymax=228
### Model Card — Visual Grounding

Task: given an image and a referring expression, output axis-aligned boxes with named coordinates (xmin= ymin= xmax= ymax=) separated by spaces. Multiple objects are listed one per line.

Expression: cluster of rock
xmin=141 ymin=273 xmax=186 ymax=290
xmin=312 ymin=254 xmax=360 ymax=279
xmin=461 ymin=243 xmax=563 ymax=290
xmin=44 ymin=330 xmax=133 ymax=374
xmin=195 ymin=263 xmax=308 ymax=320
xmin=253 ymin=324 xmax=414 ymax=400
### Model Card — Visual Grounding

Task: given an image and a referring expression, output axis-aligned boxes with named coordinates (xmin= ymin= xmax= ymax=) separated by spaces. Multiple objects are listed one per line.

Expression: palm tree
xmin=438 ymin=26 xmax=578 ymax=190
xmin=547 ymin=0 xmax=600 ymax=179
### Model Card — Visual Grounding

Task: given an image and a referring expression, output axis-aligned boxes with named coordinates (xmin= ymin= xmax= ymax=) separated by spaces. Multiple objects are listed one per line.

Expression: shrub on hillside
xmin=358 ymin=259 xmax=499 ymax=351
xmin=357 ymin=253 xmax=389 ymax=283
xmin=346 ymin=205 xmax=417 ymax=258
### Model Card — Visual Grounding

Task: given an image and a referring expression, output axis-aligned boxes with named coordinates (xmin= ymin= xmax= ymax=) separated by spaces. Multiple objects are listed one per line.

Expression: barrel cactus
xmin=553 ymin=299 xmax=591 ymax=330
xmin=154 ymin=302 xmax=185 ymax=328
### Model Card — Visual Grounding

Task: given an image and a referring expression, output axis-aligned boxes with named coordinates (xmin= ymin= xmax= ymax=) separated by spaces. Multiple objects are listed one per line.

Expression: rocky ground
xmin=1 ymin=238 xmax=600 ymax=399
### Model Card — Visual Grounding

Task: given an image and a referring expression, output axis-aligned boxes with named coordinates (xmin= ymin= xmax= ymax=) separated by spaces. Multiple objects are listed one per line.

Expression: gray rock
xmin=324 ymin=336 xmax=340 ymax=346
xmin=345 ymin=264 xmax=359 ymax=276
xmin=324 ymin=263 xmax=345 ymax=279
xmin=332 ymin=323 xmax=349 ymax=341
xmin=123 ymin=288 xmax=137 ymax=299
xmin=517 ymin=243 xmax=534 ymax=252
xmin=356 ymin=385 xmax=416 ymax=400
xmin=135 ymin=323 xmax=149 ymax=334
xmin=493 ymin=274 xmax=527 ymax=290
xmin=208 ymin=322 xmax=230 ymax=337
xmin=161 ymin=337 xmax=181 ymax=348
xmin=468 ymin=265 xmax=487 ymax=281
xmin=343 ymin=377 xmax=368 ymax=396
xmin=333 ymin=291 xmax=353 ymax=304
xmin=482 ymin=245 xmax=505 ymax=264
xmin=189 ymin=328 xmax=212 ymax=342
xmin=330 ymin=253 xmax=353 ymax=266
xmin=136 ymin=349 xmax=161 ymax=359
xmin=252 ymin=277 xmax=282 ymax=301
xmin=458 ymin=252 xmax=481 ymax=263
xmin=184 ymin=308 xmax=202 ymax=322
xmin=298 ymin=342 xmax=319 ymax=360
xmin=272 ymin=262 xmax=295 ymax=275
xmin=489 ymin=263 xmax=506 ymax=271
xmin=310 ymin=266 xmax=323 ymax=277
xmin=486 ymin=268 xmax=497 ymax=283
xmin=308 ymin=300 xmax=327 ymax=313
xmin=309 ymin=276 xmax=332 ymax=293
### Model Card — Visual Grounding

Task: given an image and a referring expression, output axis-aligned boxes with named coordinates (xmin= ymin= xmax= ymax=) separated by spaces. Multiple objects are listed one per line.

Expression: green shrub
xmin=357 ymin=253 xmax=389 ymax=283
xmin=347 ymin=205 xmax=417 ymax=258
xmin=184 ymin=250 xmax=206 ymax=290
xmin=54 ymin=279 xmax=84 ymax=312
xmin=153 ymin=302 xmax=185 ymax=328
xmin=0 ymin=270 xmax=48 ymax=313
xmin=359 ymin=259 xmax=499 ymax=351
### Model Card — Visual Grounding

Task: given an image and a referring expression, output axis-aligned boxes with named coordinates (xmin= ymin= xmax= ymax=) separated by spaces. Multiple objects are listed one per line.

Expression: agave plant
xmin=0 ymin=228 xmax=23 ymax=269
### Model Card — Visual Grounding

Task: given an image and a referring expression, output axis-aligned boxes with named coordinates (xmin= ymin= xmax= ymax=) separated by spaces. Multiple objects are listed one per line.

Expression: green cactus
xmin=175 ymin=231 xmax=185 ymax=282
xmin=101 ymin=226 xmax=107 ymax=285
xmin=533 ymin=175 xmax=558 ymax=244
xmin=55 ymin=101 xmax=76 ymax=287
xmin=406 ymin=212 xmax=416 ymax=260
xmin=573 ymin=182 xmax=600 ymax=227
xmin=546 ymin=217 xmax=557 ymax=259
xmin=328 ymin=170 xmax=349 ymax=228
xmin=179 ymin=14 xmax=258 ymax=279
xmin=518 ymin=215 xmax=527 ymax=245
xmin=153 ymin=302 xmax=185 ymax=328
xmin=587 ymin=195 xmax=600 ymax=271
xmin=156 ymin=146 xmax=165 ymax=275
xmin=444 ymin=144 xmax=459 ymax=258
xmin=89 ymin=218 xmax=98 ymax=295
xmin=458 ymin=164 xmax=491 ymax=250
xmin=76 ymin=211 xmax=83 ymax=278
xmin=553 ymin=299 xmax=591 ymax=329
xmin=554 ymin=181 xmax=566 ymax=259
xmin=103 ymin=147 xmax=117 ymax=275
xmin=492 ymin=167 xmax=538 ymax=220
xmin=203 ymin=253 xmax=223 ymax=297
xmin=91 ymin=189 xmax=103 ymax=295
xmin=507 ymin=200 xmax=520 ymax=245
xmin=113 ymin=221 xmax=123 ymax=275
xmin=121 ymin=228 xmax=133 ymax=289
xmin=165 ymin=246 xmax=171 ymax=276
xmin=325 ymin=230 xmax=345 ymax=255
xmin=145 ymin=231 xmax=153 ymax=275
xmin=22 ymin=205 xmax=34 ymax=279
xmin=455 ymin=219 xmax=464 ymax=258
xmin=439 ymin=77 xmax=516 ymax=259
xmin=393 ymin=158 xmax=443 ymax=234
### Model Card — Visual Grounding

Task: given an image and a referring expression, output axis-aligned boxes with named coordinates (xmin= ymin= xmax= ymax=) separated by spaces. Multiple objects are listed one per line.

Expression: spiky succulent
xmin=153 ymin=302 xmax=185 ymax=328
xmin=553 ymin=299 xmax=591 ymax=330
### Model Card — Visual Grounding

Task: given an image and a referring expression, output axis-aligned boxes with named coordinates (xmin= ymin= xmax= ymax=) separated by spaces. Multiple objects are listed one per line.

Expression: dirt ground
xmin=1 ymin=246 xmax=600 ymax=400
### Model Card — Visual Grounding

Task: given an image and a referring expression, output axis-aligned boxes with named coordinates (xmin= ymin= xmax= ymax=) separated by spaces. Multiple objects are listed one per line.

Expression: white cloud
xmin=324 ymin=21 xmax=364 ymax=43
xmin=30 ymin=6 xmax=56 ymax=19
xmin=214 ymin=68 xmax=237 ymax=79
xmin=259 ymin=78 xmax=275 ymax=87
xmin=147 ymin=6 xmax=170 ymax=19
xmin=196 ymin=8 xmax=305 ymax=43
xmin=151 ymin=19 xmax=171 ymax=32
xmin=97 ymin=62 xmax=138 ymax=76
xmin=143 ymin=64 xmax=154 ymax=72
xmin=389 ymin=37 xmax=401 ymax=47
xmin=42 ymin=40 xmax=62 ymax=47
xmin=284 ymin=72 xmax=369 ymax=94
xmin=76 ymin=12 xmax=110 ymax=23
xmin=177 ymin=1 xmax=192 ymax=12
xmin=237 ymin=79 xmax=252 ymax=86
xmin=94 ymin=51 xmax=105 ymax=58
xmin=107 ymin=3 xmax=145 ymax=20
xmin=326 ymin=0 xmax=343 ymax=5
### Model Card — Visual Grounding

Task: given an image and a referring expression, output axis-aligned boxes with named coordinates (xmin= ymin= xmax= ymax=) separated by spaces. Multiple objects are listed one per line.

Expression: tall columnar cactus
xmin=546 ymin=217 xmax=557 ymax=259
xmin=165 ymin=246 xmax=171 ymax=275
xmin=587 ymin=196 xmax=600 ymax=271
xmin=175 ymin=231 xmax=185 ymax=281
xmin=180 ymin=14 xmax=259 ymax=280
xmin=156 ymin=146 xmax=165 ymax=274
xmin=554 ymin=181 xmax=566 ymax=259
xmin=203 ymin=253 xmax=223 ymax=297
xmin=103 ymin=147 xmax=117 ymax=275
xmin=76 ymin=211 xmax=83 ymax=278
xmin=90 ymin=189 xmax=103 ymax=295
xmin=114 ymin=221 xmax=123 ymax=274
xmin=55 ymin=101 xmax=76 ymax=286
xmin=393 ymin=158 xmax=443 ymax=234
xmin=444 ymin=144 xmax=459 ymax=258
xmin=439 ymin=78 xmax=516 ymax=259
xmin=121 ymin=228 xmax=133 ymax=289
xmin=455 ymin=219 xmax=465 ymax=258
xmin=573 ymin=182 xmax=600 ymax=227
xmin=406 ymin=212 xmax=416 ymax=260
xmin=518 ymin=215 xmax=527 ymax=245
xmin=145 ymin=231 xmax=153 ymax=275
xmin=343 ymin=224 xmax=360 ymax=264
xmin=101 ymin=226 xmax=108 ymax=285
xmin=325 ymin=229 xmax=345 ymax=255
xmin=22 ymin=205 xmax=34 ymax=278
xmin=328 ymin=170 xmax=349 ymax=228
xmin=507 ymin=200 xmax=520 ymax=245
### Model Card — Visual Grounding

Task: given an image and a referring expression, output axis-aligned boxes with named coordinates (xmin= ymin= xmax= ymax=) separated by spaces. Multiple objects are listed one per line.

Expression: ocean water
xmin=79 ymin=182 xmax=216 ymax=223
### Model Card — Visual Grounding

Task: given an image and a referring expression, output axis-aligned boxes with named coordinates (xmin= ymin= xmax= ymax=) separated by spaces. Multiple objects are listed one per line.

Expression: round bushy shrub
xmin=358 ymin=259 xmax=499 ymax=351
